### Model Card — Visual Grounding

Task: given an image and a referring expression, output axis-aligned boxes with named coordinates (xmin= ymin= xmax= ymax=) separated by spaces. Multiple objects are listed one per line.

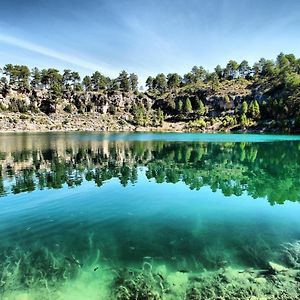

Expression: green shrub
xmin=19 ymin=114 xmax=29 ymax=120
xmin=64 ymin=104 xmax=72 ymax=113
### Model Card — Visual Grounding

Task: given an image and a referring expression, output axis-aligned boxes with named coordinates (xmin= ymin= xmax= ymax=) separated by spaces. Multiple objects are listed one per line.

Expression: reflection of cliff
xmin=1 ymin=136 xmax=300 ymax=205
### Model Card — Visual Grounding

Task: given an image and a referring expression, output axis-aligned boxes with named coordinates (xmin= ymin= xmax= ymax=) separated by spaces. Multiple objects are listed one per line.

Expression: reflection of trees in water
xmin=0 ymin=141 xmax=300 ymax=205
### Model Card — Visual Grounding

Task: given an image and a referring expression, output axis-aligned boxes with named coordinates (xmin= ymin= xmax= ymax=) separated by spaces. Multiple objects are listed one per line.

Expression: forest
xmin=0 ymin=52 xmax=300 ymax=131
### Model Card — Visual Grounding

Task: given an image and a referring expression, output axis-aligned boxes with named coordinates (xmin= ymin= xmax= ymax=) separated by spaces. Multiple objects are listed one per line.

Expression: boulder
xmin=268 ymin=261 xmax=288 ymax=273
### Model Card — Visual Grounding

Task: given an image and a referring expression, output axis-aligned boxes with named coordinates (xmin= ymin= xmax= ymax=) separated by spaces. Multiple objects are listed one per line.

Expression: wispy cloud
xmin=0 ymin=33 xmax=117 ymax=75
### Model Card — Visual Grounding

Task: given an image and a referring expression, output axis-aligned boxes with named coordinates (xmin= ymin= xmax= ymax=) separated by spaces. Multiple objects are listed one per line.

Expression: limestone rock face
xmin=0 ymin=84 xmax=154 ymax=115
xmin=0 ymin=80 xmax=263 ymax=117
xmin=66 ymin=91 xmax=153 ymax=115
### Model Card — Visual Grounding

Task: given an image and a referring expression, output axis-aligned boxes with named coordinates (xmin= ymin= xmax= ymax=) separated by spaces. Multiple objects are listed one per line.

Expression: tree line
xmin=0 ymin=65 xmax=139 ymax=93
xmin=1 ymin=52 xmax=299 ymax=93
xmin=0 ymin=52 xmax=300 ymax=130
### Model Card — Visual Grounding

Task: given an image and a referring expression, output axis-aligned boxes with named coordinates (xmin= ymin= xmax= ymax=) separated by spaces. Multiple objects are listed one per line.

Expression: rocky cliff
xmin=0 ymin=79 xmax=297 ymax=132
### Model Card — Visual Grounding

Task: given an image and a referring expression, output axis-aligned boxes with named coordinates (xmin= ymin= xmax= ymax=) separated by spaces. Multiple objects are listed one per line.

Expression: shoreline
xmin=0 ymin=112 xmax=296 ymax=134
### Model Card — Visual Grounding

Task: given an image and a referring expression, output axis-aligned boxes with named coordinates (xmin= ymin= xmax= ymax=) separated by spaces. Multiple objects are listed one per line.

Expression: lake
xmin=1 ymin=132 xmax=300 ymax=299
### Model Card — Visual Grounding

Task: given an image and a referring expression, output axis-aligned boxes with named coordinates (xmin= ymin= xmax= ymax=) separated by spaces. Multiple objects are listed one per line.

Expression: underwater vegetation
xmin=282 ymin=241 xmax=300 ymax=269
xmin=1 ymin=240 xmax=300 ymax=299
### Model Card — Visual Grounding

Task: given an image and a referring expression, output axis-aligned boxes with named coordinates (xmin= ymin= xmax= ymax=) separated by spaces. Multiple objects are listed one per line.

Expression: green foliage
xmin=41 ymin=68 xmax=62 ymax=88
xmin=222 ymin=115 xmax=237 ymax=127
xmin=195 ymin=98 xmax=206 ymax=115
xmin=241 ymin=101 xmax=248 ymax=115
xmin=3 ymin=64 xmax=30 ymax=89
xmin=30 ymin=67 xmax=41 ymax=89
xmin=177 ymin=99 xmax=183 ymax=112
xmin=64 ymin=104 xmax=72 ymax=113
xmin=208 ymin=72 xmax=219 ymax=90
xmin=82 ymin=76 xmax=92 ymax=91
xmin=91 ymin=71 xmax=108 ymax=91
xmin=118 ymin=70 xmax=130 ymax=92
xmin=224 ymin=60 xmax=239 ymax=79
xmin=240 ymin=113 xmax=248 ymax=128
xmin=224 ymin=95 xmax=230 ymax=104
xmin=132 ymin=104 xmax=148 ymax=126
xmin=19 ymin=114 xmax=29 ymax=120
xmin=191 ymin=66 xmax=208 ymax=82
xmin=145 ymin=76 xmax=154 ymax=91
xmin=184 ymin=98 xmax=193 ymax=113
xmin=249 ymin=100 xmax=260 ymax=119
xmin=214 ymin=65 xmax=223 ymax=79
xmin=153 ymin=73 xmax=167 ymax=93
xmin=129 ymin=73 xmax=138 ymax=92
xmin=50 ymin=82 xmax=62 ymax=100
xmin=238 ymin=60 xmax=251 ymax=78
xmin=1 ymin=51 xmax=300 ymax=131
xmin=167 ymin=73 xmax=181 ymax=90
xmin=189 ymin=118 xmax=206 ymax=129
xmin=152 ymin=108 xmax=165 ymax=126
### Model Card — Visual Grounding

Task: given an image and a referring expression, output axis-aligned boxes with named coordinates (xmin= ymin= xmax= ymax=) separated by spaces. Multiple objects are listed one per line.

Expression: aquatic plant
xmin=113 ymin=265 xmax=162 ymax=300
xmin=0 ymin=245 xmax=80 ymax=298
xmin=282 ymin=241 xmax=300 ymax=268
xmin=185 ymin=267 xmax=300 ymax=300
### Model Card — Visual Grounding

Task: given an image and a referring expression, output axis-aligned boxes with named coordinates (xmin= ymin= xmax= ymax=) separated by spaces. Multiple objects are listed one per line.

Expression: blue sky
xmin=0 ymin=0 xmax=300 ymax=83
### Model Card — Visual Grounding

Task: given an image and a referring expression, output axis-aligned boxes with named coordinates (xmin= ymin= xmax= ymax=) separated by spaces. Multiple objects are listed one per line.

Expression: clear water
xmin=1 ymin=132 xmax=300 ymax=299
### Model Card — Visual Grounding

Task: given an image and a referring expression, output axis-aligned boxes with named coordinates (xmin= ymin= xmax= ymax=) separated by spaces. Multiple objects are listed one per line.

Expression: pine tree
xmin=177 ymin=99 xmax=183 ymax=112
xmin=241 ymin=101 xmax=248 ymax=114
xmin=184 ymin=98 xmax=193 ymax=113
xmin=241 ymin=113 xmax=248 ymax=128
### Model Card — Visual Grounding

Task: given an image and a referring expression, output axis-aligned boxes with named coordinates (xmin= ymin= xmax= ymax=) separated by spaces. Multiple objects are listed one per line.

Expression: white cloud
xmin=0 ymin=33 xmax=118 ymax=76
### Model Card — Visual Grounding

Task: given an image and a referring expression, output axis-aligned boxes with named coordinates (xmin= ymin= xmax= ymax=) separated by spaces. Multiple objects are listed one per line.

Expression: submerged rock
xmin=268 ymin=261 xmax=288 ymax=273
xmin=254 ymin=277 xmax=267 ymax=285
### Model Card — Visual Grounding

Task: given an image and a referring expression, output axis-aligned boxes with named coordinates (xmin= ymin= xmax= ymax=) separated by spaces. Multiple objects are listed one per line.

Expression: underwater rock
xmin=178 ymin=269 xmax=189 ymax=273
xmin=268 ymin=261 xmax=288 ymax=274
xmin=254 ymin=277 xmax=267 ymax=285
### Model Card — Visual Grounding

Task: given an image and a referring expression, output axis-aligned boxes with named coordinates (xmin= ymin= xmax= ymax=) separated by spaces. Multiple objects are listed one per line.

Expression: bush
xmin=64 ymin=104 xmax=72 ymax=113
xmin=189 ymin=118 xmax=206 ymax=129
xmin=20 ymin=114 xmax=29 ymax=120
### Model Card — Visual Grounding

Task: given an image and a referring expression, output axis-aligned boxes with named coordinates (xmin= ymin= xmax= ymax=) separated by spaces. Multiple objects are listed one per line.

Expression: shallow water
xmin=1 ymin=132 xmax=300 ymax=299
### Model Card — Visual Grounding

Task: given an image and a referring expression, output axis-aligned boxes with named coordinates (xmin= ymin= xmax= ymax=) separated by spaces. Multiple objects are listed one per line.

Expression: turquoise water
xmin=1 ymin=132 xmax=300 ymax=299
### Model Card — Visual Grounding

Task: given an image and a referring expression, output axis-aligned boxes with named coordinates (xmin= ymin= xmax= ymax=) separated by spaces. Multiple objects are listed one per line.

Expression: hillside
xmin=0 ymin=52 xmax=300 ymax=132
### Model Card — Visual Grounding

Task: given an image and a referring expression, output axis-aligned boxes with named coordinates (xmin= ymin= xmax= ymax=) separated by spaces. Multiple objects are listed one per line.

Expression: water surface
xmin=1 ymin=132 xmax=300 ymax=299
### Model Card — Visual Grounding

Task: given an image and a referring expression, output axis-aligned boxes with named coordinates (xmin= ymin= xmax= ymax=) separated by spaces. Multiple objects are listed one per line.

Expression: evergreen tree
xmin=118 ymin=70 xmax=130 ymax=92
xmin=198 ymin=99 xmax=206 ymax=115
xmin=177 ymin=99 xmax=183 ymax=112
xmin=145 ymin=76 xmax=154 ymax=91
xmin=82 ymin=76 xmax=92 ymax=91
xmin=91 ymin=71 xmax=108 ymax=91
xmin=241 ymin=113 xmax=248 ymax=128
xmin=167 ymin=73 xmax=181 ymax=90
xmin=191 ymin=66 xmax=207 ymax=82
xmin=30 ymin=67 xmax=41 ymax=89
xmin=214 ymin=65 xmax=223 ymax=79
xmin=41 ymin=68 xmax=62 ymax=88
xmin=238 ymin=60 xmax=251 ymax=78
xmin=224 ymin=60 xmax=239 ymax=79
xmin=184 ymin=98 xmax=193 ymax=113
xmin=129 ymin=73 xmax=138 ymax=91
xmin=241 ymin=101 xmax=248 ymax=114
xmin=63 ymin=69 xmax=72 ymax=88
xmin=153 ymin=73 xmax=167 ymax=93
xmin=249 ymin=100 xmax=260 ymax=119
